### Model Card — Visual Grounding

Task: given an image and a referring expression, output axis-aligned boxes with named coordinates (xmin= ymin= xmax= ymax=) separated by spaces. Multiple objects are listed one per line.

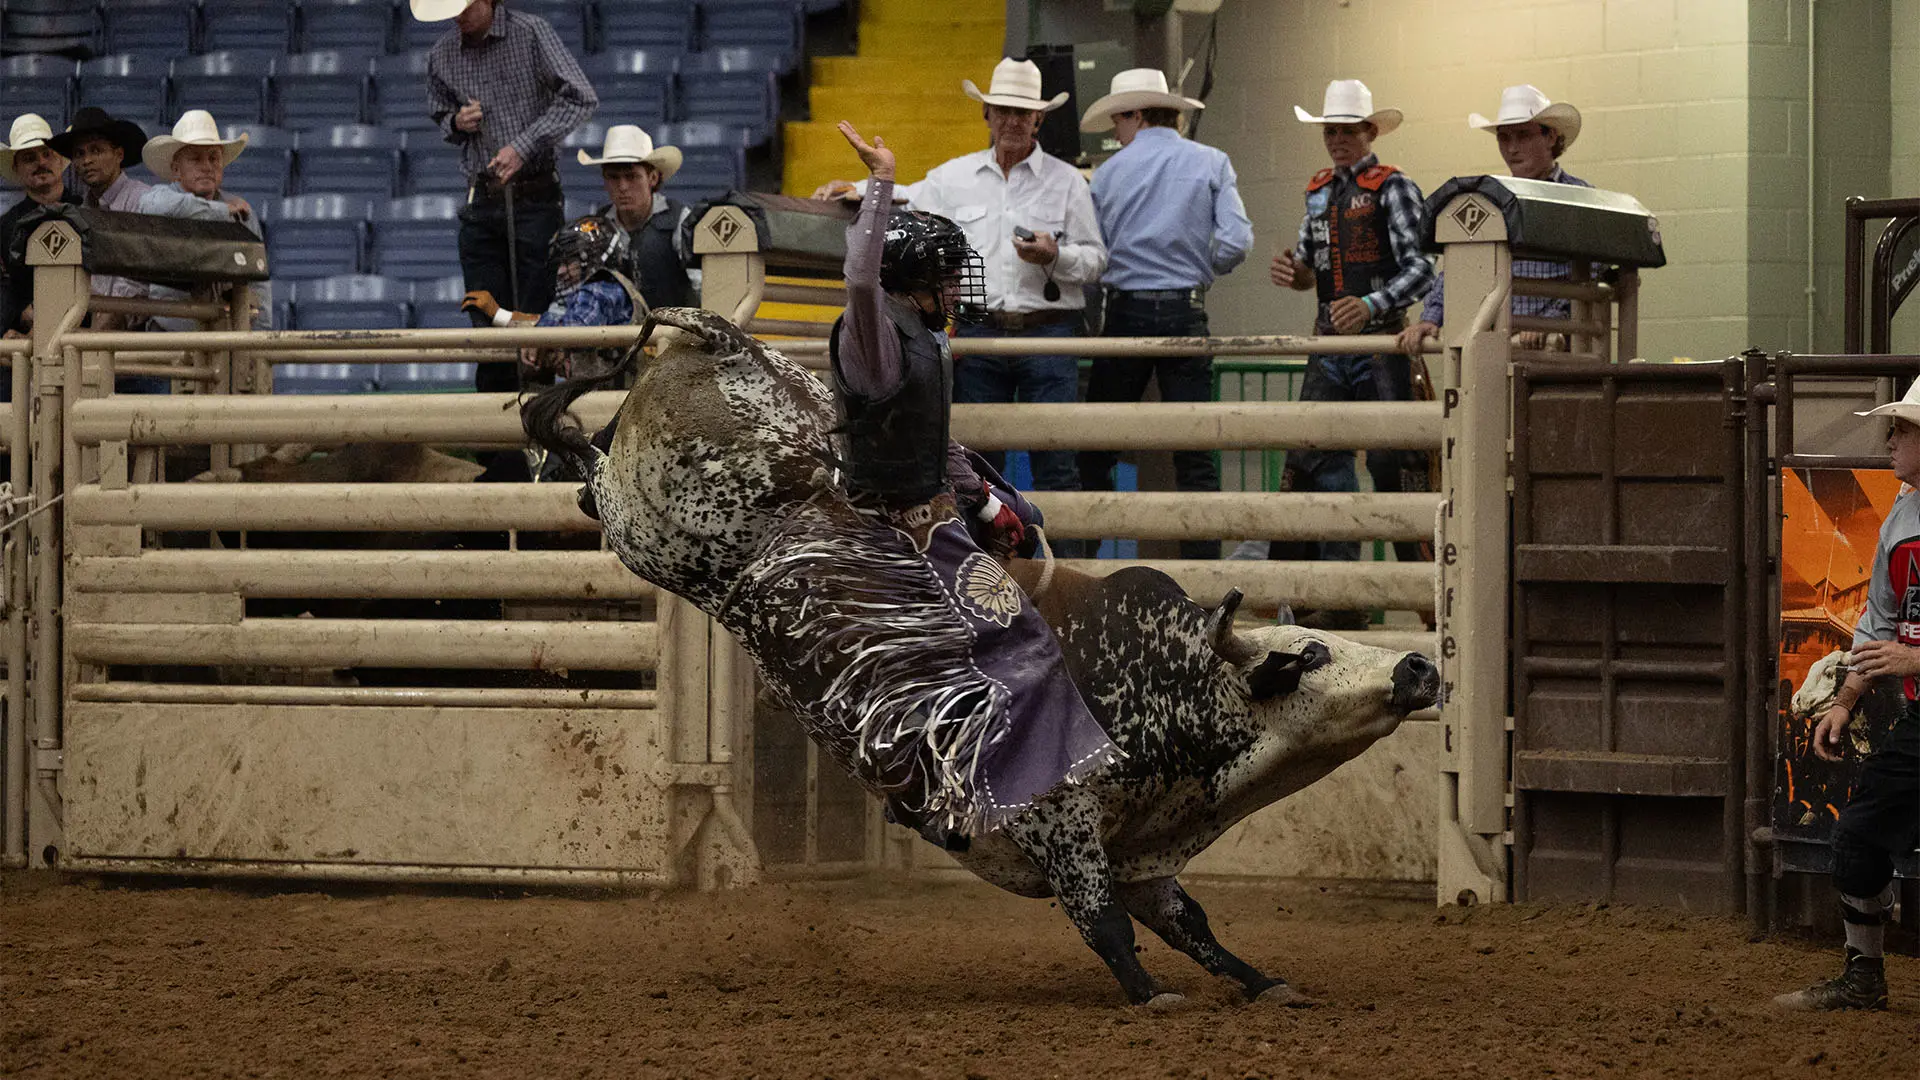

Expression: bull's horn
xmin=650 ymin=306 xmax=756 ymax=356
xmin=1205 ymin=588 xmax=1257 ymax=663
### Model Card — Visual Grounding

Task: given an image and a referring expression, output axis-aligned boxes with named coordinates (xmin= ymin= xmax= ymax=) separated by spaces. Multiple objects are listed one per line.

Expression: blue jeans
xmin=954 ymin=318 xmax=1084 ymax=556
xmin=1274 ymin=352 xmax=1427 ymax=563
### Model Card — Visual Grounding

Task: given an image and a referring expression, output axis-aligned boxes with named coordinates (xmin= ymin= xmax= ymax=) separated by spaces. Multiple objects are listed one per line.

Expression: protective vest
xmin=1888 ymin=531 xmax=1920 ymax=700
xmin=829 ymin=295 xmax=952 ymax=507
xmin=615 ymin=198 xmax=696 ymax=311
xmin=1305 ymin=164 xmax=1404 ymax=330
xmin=563 ymin=268 xmax=650 ymax=382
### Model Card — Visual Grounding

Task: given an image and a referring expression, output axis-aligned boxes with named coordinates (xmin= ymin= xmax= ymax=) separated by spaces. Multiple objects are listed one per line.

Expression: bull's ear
xmin=1205 ymin=588 xmax=1255 ymax=663
xmin=1274 ymin=602 xmax=1296 ymax=626
xmin=1247 ymin=642 xmax=1333 ymax=701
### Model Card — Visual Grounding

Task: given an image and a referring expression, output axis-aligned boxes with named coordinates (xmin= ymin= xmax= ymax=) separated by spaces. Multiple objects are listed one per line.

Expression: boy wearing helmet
xmin=463 ymin=213 xmax=647 ymax=381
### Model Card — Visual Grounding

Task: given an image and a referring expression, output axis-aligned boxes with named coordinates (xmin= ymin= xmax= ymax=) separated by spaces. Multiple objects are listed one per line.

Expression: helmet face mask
xmin=881 ymin=210 xmax=987 ymax=329
xmin=547 ymin=215 xmax=629 ymax=297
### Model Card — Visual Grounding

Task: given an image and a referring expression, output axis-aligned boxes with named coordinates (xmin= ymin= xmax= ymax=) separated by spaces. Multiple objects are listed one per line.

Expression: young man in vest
xmin=1267 ymin=79 xmax=1436 ymax=630
xmin=1774 ymin=385 xmax=1920 ymax=1012
xmin=461 ymin=213 xmax=646 ymax=381
xmin=576 ymin=124 xmax=696 ymax=311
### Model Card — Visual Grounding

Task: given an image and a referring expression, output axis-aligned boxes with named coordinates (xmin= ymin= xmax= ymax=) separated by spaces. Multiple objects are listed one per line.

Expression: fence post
xmin=1433 ymin=193 xmax=1514 ymax=905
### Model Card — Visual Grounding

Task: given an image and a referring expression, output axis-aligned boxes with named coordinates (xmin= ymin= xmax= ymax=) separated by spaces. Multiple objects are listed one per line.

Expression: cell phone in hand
xmin=1013 ymin=226 xmax=1036 ymax=242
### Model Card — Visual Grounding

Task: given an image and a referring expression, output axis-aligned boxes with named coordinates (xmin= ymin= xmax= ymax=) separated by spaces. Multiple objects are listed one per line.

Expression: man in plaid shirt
xmin=1267 ymin=80 xmax=1435 ymax=628
xmin=1397 ymin=86 xmax=1590 ymax=356
xmin=415 ymin=0 xmax=596 ymax=477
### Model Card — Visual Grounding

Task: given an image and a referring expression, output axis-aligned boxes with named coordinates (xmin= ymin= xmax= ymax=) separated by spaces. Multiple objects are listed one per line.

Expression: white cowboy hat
xmin=962 ymin=58 xmax=1068 ymax=114
xmin=576 ymin=124 xmax=682 ymax=183
xmin=1468 ymin=84 xmax=1581 ymax=150
xmin=141 ymin=110 xmax=249 ymax=181
xmin=0 ymin=113 xmax=56 ymax=185
xmin=1857 ymin=378 xmax=1920 ymax=426
xmin=409 ymin=0 xmax=476 ymax=21
xmin=1078 ymin=68 xmax=1204 ymax=132
xmin=1293 ymin=79 xmax=1402 ymax=137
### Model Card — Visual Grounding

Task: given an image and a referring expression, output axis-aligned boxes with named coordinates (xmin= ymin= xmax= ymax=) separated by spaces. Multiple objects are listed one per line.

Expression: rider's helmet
xmin=880 ymin=209 xmax=988 ymax=329
xmin=547 ymin=215 xmax=630 ymax=296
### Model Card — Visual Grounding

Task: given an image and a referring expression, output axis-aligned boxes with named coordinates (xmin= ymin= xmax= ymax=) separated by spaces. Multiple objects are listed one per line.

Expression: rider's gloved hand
xmin=977 ymin=484 xmax=1025 ymax=558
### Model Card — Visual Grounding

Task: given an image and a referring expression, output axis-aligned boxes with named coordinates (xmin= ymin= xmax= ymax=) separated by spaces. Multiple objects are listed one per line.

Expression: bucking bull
xmin=523 ymin=307 xmax=1441 ymax=1008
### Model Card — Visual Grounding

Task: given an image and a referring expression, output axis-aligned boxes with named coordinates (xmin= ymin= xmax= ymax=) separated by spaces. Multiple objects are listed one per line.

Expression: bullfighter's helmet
xmin=881 ymin=209 xmax=988 ymax=328
xmin=547 ymin=214 xmax=630 ymax=294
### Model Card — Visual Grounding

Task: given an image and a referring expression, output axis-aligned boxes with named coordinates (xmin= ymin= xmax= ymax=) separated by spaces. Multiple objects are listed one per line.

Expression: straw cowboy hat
xmin=142 ymin=110 xmax=249 ymax=181
xmin=409 ymin=0 xmax=477 ymax=20
xmin=1079 ymin=68 xmax=1204 ymax=132
xmin=1468 ymin=84 xmax=1581 ymax=150
xmin=46 ymin=106 xmax=149 ymax=168
xmin=0 ymin=113 xmax=57 ymax=185
xmin=1293 ymin=79 xmax=1402 ymax=136
xmin=1857 ymin=378 xmax=1920 ymax=426
xmin=962 ymin=58 xmax=1068 ymax=114
xmin=576 ymin=124 xmax=682 ymax=183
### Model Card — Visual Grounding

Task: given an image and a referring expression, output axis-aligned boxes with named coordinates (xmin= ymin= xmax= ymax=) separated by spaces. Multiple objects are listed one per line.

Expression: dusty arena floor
xmin=1 ymin=873 xmax=1915 ymax=1080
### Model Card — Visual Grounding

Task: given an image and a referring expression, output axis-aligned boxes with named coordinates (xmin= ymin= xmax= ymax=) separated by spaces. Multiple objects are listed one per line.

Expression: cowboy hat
xmin=1079 ymin=68 xmax=1204 ymax=133
xmin=142 ymin=110 xmax=249 ymax=181
xmin=409 ymin=0 xmax=477 ymax=20
xmin=1468 ymin=84 xmax=1581 ymax=150
xmin=46 ymin=106 xmax=148 ymax=168
xmin=962 ymin=58 xmax=1068 ymax=114
xmin=576 ymin=124 xmax=682 ymax=183
xmin=1857 ymin=378 xmax=1920 ymax=426
xmin=0 ymin=113 xmax=58 ymax=186
xmin=1293 ymin=79 xmax=1402 ymax=137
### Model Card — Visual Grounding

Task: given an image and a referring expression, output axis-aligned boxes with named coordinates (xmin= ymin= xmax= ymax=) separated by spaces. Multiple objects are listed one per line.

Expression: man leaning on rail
xmin=0 ymin=113 xmax=80 ymax=348
xmin=141 ymin=109 xmax=272 ymax=333
xmin=1076 ymin=67 xmax=1252 ymax=562
xmin=1265 ymin=79 xmax=1435 ymax=631
xmin=1395 ymin=86 xmax=1592 ymax=358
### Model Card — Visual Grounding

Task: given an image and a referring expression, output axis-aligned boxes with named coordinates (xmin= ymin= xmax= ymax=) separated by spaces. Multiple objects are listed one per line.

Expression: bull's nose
xmin=1391 ymin=653 xmax=1440 ymax=712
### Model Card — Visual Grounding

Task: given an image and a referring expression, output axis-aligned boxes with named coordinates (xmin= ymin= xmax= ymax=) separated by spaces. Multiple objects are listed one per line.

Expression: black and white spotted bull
xmin=522 ymin=308 xmax=1441 ymax=1007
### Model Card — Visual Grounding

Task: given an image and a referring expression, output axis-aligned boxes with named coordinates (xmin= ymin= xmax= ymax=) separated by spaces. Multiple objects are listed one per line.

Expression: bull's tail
xmin=518 ymin=314 xmax=657 ymax=487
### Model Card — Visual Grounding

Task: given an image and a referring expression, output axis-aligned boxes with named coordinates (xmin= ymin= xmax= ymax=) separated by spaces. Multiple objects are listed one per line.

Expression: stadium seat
xmin=272 ymin=52 xmax=374 ymax=130
xmin=514 ymin=0 xmax=588 ymax=54
xmin=77 ymin=55 xmax=169 ymax=130
xmin=2 ymin=1 xmax=100 ymax=58
xmin=558 ymin=123 xmax=606 ymax=203
xmin=409 ymin=275 xmax=475 ymax=329
xmin=369 ymin=51 xmax=441 ymax=133
xmin=101 ymin=0 xmax=195 ymax=56
xmin=219 ymin=123 xmax=296 ymax=199
xmin=369 ymin=195 xmax=463 ymax=281
xmin=199 ymin=0 xmax=295 ymax=54
xmin=295 ymin=124 xmax=403 ymax=198
xmin=287 ymin=274 xmax=408 ymax=329
xmin=695 ymin=0 xmax=798 ymax=69
xmin=259 ymin=193 xmax=372 ymax=278
xmin=582 ymin=50 xmax=673 ymax=127
xmin=0 ymin=56 xmax=75 ymax=125
xmin=596 ymin=0 xmax=694 ymax=54
xmin=563 ymin=194 xmax=601 ymax=220
xmin=171 ymin=52 xmax=275 ymax=126
xmin=400 ymin=133 xmax=468 ymax=197
xmin=298 ymin=0 xmax=396 ymax=54
xmin=398 ymin=7 xmax=450 ymax=52
xmin=654 ymin=121 xmax=748 ymax=201
xmin=675 ymin=50 xmax=778 ymax=138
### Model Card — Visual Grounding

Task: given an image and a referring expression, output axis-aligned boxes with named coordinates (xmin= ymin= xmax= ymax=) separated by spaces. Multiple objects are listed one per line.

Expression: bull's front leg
xmin=1001 ymin=787 xmax=1177 ymax=1008
xmin=1114 ymin=877 xmax=1310 ymax=1006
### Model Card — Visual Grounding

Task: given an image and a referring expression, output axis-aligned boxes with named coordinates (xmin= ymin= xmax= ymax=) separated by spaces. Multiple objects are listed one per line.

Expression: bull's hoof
xmin=1251 ymin=982 xmax=1314 ymax=1008
xmin=1141 ymin=992 xmax=1188 ymax=1012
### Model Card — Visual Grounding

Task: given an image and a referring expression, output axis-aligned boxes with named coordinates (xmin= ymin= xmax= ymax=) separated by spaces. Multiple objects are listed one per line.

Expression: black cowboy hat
xmin=46 ymin=107 xmax=148 ymax=167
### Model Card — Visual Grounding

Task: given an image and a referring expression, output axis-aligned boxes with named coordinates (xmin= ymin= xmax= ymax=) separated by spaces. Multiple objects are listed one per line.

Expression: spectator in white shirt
xmin=814 ymin=59 xmax=1107 ymax=550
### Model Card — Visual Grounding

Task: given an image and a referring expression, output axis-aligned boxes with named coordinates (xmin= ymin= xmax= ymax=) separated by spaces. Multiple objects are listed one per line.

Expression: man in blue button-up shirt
xmin=1078 ymin=69 xmax=1253 ymax=560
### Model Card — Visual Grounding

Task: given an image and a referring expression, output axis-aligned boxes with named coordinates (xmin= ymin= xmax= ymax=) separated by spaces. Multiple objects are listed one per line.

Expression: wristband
xmin=1359 ymin=295 xmax=1377 ymax=317
xmin=492 ymin=308 xmax=515 ymax=328
xmin=977 ymin=493 xmax=1005 ymax=523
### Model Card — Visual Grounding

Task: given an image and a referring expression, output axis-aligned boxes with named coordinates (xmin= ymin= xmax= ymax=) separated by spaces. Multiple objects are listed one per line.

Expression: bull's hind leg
xmin=1115 ymin=878 xmax=1311 ymax=1006
xmin=1001 ymin=788 xmax=1174 ymax=1007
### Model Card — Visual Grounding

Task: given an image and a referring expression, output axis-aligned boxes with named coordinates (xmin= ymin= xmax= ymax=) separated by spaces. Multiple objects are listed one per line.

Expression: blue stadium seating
xmin=399 ymin=132 xmax=467 ymax=197
xmin=298 ymin=0 xmax=396 ymax=54
xmin=219 ymin=123 xmax=295 ymax=199
xmin=675 ymin=49 xmax=778 ymax=138
xmin=558 ymin=123 xmax=605 ymax=203
xmin=598 ymin=0 xmax=695 ymax=54
xmin=272 ymin=51 xmax=373 ymax=130
xmin=369 ymin=51 xmax=439 ymax=133
xmin=0 ymin=56 xmax=74 ymax=124
xmin=260 ymin=193 xmax=371 ymax=278
xmin=287 ymin=274 xmax=407 ymax=328
xmin=409 ymin=275 xmax=474 ymax=329
xmin=514 ymin=0 xmax=588 ymax=55
xmin=369 ymin=195 xmax=462 ymax=280
xmin=101 ymin=0 xmax=194 ymax=56
xmin=3 ymin=1 xmax=100 ymax=58
xmin=77 ymin=55 xmax=169 ymax=130
xmin=199 ymin=0 xmax=294 ymax=54
xmin=582 ymin=50 xmax=673 ymax=127
xmin=295 ymin=124 xmax=402 ymax=197
xmin=655 ymin=121 xmax=748 ymax=201
xmin=563 ymin=194 xmax=600 ymax=221
xmin=696 ymin=0 xmax=798 ymax=69
xmin=397 ymin=5 xmax=449 ymax=53
xmin=171 ymin=52 xmax=275 ymax=126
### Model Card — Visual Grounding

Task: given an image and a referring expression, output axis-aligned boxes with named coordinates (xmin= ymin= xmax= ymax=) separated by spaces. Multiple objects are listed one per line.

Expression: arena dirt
xmin=2 ymin=872 xmax=1915 ymax=1079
